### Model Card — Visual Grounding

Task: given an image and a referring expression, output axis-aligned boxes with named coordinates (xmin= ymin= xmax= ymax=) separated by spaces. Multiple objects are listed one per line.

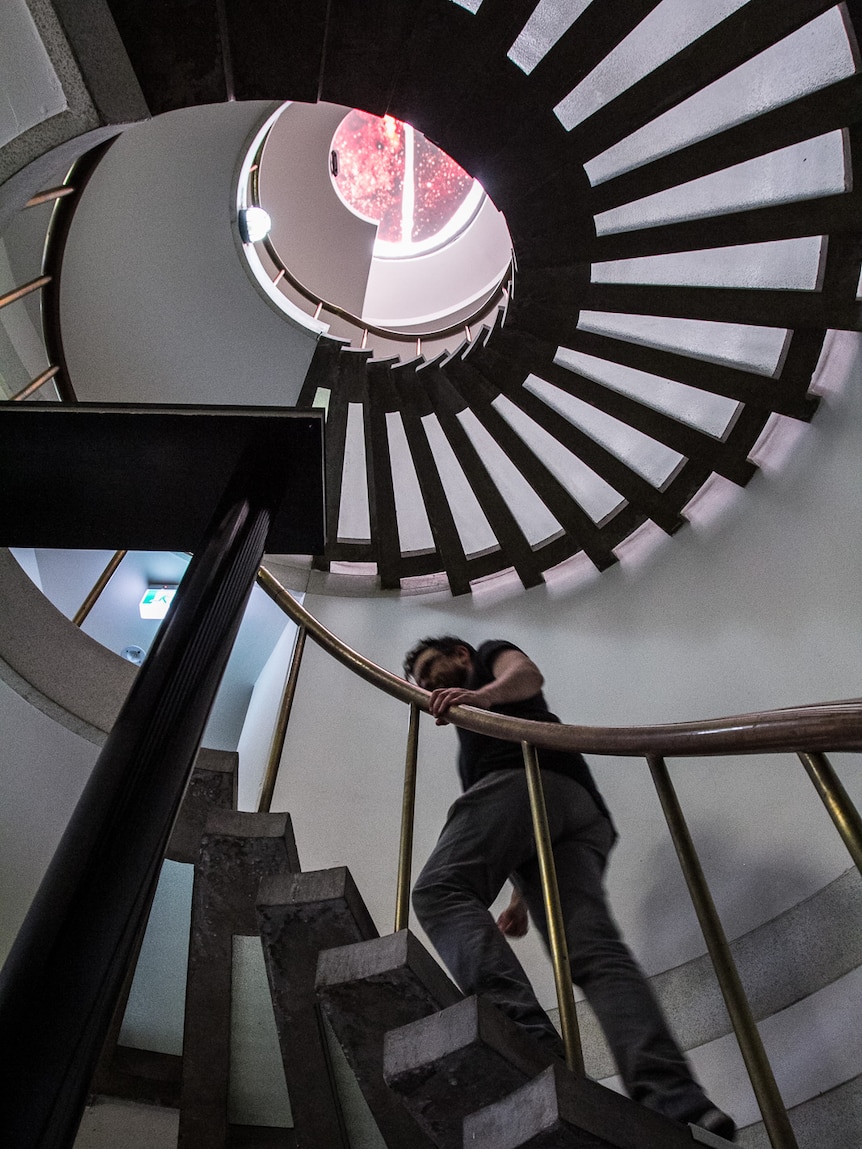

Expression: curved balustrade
xmin=254 ymin=563 xmax=862 ymax=1149
xmin=256 ymin=565 xmax=862 ymax=760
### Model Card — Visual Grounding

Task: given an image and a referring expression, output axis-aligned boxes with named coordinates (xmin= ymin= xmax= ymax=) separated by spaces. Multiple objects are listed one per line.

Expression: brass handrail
xmin=255 ymin=566 xmax=862 ymax=758
xmin=259 ymin=233 xmax=513 ymax=346
xmin=247 ymin=136 xmax=513 ymax=350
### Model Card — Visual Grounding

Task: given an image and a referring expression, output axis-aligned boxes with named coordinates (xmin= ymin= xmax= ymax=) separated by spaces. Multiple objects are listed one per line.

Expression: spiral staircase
xmin=11 ymin=0 xmax=861 ymax=597
xmin=2 ymin=1 xmax=862 ymax=1147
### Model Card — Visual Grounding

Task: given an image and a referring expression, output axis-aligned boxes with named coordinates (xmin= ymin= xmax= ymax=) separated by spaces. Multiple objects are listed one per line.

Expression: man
xmin=404 ymin=635 xmax=736 ymax=1141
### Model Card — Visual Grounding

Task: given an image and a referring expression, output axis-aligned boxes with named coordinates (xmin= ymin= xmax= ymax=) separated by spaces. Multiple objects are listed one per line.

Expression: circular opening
xmin=329 ymin=110 xmax=485 ymax=258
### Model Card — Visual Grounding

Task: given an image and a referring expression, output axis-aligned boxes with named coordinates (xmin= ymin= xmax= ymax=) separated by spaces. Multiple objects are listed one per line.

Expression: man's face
xmin=411 ymin=645 xmax=472 ymax=691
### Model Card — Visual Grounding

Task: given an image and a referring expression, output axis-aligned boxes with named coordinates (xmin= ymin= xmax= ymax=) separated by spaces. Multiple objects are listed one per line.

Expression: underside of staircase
xmin=45 ymin=0 xmax=862 ymax=594
xmin=91 ymin=749 xmax=731 ymax=1149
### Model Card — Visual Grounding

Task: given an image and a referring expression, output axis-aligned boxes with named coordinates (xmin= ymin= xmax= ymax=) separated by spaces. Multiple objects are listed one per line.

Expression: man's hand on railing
xmin=497 ymin=888 xmax=529 ymax=938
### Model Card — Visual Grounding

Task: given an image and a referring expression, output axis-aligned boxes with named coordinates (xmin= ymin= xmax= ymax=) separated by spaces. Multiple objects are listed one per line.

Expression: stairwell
xmin=92 ymin=750 xmax=736 ymax=1148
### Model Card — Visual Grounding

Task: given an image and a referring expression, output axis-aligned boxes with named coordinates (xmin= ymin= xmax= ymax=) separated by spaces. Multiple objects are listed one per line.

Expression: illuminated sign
xmin=139 ymin=586 xmax=177 ymax=620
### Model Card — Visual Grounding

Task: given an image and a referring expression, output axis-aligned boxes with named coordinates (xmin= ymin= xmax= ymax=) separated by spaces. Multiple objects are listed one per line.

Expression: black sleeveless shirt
xmin=456 ymin=640 xmax=613 ymax=825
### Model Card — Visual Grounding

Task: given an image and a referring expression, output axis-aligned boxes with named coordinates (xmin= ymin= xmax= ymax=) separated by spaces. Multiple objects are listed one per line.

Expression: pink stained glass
xmin=332 ymin=110 xmax=475 ymax=245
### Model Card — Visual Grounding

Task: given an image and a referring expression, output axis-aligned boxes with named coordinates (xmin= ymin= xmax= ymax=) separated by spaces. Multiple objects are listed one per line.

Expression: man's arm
xmin=428 ymin=647 xmax=543 ymax=722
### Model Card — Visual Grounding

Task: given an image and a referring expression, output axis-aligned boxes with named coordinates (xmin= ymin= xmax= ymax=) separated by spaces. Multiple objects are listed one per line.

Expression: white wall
xmin=59 ymin=102 xmax=320 ymax=408
xmin=273 ymin=331 xmax=862 ymax=986
xmin=236 ymin=616 xmax=299 ymax=811
xmin=0 ymin=675 xmax=98 ymax=965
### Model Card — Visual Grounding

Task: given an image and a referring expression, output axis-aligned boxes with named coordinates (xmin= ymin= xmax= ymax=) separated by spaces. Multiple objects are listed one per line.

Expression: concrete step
xmin=256 ymin=867 xmax=379 ymax=1148
xmin=315 ymin=929 xmax=461 ymax=1149
xmin=179 ymin=811 xmax=300 ymax=1149
xmin=463 ymin=1063 xmax=715 ymax=1149
xmin=383 ymin=995 xmax=557 ymax=1148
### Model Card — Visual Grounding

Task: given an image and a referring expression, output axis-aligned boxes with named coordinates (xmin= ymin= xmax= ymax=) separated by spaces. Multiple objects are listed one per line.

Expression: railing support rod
xmin=798 ymin=751 xmax=862 ymax=873
xmin=522 ymin=741 xmax=584 ymax=1075
xmin=72 ymin=550 xmax=128 ymax=627
xmin=258 ymin=625 xmax=307 ymax=813
xmin=25 ymin=187 xmax=75 ymax=208
xmin=0 ymin=275 xmax=51 ymax=311
xmin=647 ymin=754 xmax=798 ymax=1149
xmin=10 ymin=366 xmax=60 ymax=402
xmin=395 ymin=703 xmax=420 ymax=932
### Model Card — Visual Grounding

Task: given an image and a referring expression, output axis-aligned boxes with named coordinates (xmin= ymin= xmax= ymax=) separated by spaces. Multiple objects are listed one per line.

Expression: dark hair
xmin=403 ymin=635 xmax=475 ymax=681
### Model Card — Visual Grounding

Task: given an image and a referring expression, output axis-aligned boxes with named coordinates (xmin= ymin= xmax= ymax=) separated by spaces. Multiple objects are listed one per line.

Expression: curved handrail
xmin=259 ymin=231 xmax=513 ymax=346
xmin=256 ymin=567 xmax=862 ymax=757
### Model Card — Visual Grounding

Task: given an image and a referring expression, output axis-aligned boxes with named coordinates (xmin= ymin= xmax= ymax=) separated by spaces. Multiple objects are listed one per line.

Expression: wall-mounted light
xmin=238 ymin=206 xmax=272 ymax=243
xmin=139 ymin=586 xmax=177 ymax=620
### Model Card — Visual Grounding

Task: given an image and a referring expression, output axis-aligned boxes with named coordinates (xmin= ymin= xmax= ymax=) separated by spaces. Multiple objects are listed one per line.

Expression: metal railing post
xmin=798 ymin=751 xmax=862 ymax=873
xmin=521 ymin=741 xmax=584 ymax=1075
xmin=395 ymin=703 xmax=420 ymax=932
xmin=257 ymin=624 xmax=307 ymax=813
xmin=10 ymin=366 xmax=60 ymax=402
xmin=257 ymin=625 xmax=307 ymax=813
xmin=72 ymin=550 xmax=128 ymax=626
xmin=647 ymin=754 xmax=798 ymax=1149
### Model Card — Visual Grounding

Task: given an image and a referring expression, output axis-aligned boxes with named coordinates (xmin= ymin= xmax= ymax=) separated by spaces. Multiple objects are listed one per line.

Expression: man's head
xmin=403 ymin=636 xmax=476 ymax=691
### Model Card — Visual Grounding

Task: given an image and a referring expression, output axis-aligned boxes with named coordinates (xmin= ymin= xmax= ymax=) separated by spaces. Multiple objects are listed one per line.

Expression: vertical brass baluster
xmin=258 ymin=625 xmax=307 ymax=813
xmin=73 ymin=550 xmax=128 ymax=626
xmin=0 ymin=276 xmax=51 ymax=310
xmin=798 ymin=751 xmax=862 ymax=873
xmin=522 ymin=741 xmax=584 ymax=1075
xmin=395 ymin=703 xmax=420 ymax=932
xmin=10 ymin=366 xmax=60 ymax=402
xmin=647 ymin=755 xmax=798 ymax=1149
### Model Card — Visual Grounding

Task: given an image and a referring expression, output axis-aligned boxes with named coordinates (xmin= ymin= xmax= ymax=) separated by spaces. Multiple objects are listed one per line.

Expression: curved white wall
xmin=59 ymin=102 xmax=320 ymax=408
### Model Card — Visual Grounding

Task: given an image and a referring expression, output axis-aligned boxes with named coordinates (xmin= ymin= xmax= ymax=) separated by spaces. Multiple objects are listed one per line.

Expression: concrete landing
xmin=315 ymin=929 xmax=462 ymax=1149
xmin=463 ymin=1063 xmax=712 ymax=1149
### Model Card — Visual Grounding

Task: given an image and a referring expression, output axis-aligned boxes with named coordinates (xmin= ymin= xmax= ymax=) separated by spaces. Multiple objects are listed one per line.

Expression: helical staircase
xmin=66 ymin=0 xmax=862 ymax=596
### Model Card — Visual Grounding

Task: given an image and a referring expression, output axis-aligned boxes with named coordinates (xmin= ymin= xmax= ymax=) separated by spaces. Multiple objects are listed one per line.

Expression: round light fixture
xmin=238 ymin=206 xmax=272 ymax=244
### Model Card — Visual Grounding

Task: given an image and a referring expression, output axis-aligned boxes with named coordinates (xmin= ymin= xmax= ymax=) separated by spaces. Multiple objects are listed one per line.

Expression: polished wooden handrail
xmin=256 ymin=566 xmax=862 ymax=757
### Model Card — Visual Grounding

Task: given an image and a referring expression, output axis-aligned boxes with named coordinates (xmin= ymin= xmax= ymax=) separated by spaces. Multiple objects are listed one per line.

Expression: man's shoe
xmin=691 ymin=1106 xmax=737 ymax=1142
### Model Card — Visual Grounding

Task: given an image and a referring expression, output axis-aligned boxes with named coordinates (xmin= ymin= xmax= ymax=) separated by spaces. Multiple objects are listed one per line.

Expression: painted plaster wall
xmin=273 ymin=330 xmax=862 ymax=1008
xmin=58 ymin=102 xmax=320 ymax=410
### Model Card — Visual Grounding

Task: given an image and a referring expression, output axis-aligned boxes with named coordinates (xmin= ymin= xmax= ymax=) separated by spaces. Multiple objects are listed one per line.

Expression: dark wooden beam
xmin=539 ymin=361 xmax=756 ymax=486
xmin=391 ymin=365 xmax=472 ymax=595
xmin=570 ymin=0 xmax=837 ymax=160
xmin=562 ymin=329 xmax=819 ymax=421
xmin=590 ymin=72 xmax=862 ymax=215
xmin=423 ymin=365 xmax=545 ymax=589
xmin=443 ymin=355 xmax=620 ymax=571
xmin=591 ymin=192 xmax=862 ymax=262
xmin=488 ymin=367 xmax=686 ymax=534
xmin=363 ymin=366 xmax=403 ymax=590
xmin=585 ymin=282 xmax=862 ymax=330
xmin=528 ymin=0 xmax=665 ymax=109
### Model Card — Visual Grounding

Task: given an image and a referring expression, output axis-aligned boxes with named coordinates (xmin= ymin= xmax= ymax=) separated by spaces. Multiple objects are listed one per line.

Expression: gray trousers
xmin=412 ymin=768 xmax=710 ymax=1123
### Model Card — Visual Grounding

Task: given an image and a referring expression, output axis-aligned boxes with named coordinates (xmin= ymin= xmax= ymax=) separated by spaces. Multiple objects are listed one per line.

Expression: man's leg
xmin=518 ymin=773 xmax=712 ymax=1123
xmin=412 ymin=771 xmax=564 ymax=1053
